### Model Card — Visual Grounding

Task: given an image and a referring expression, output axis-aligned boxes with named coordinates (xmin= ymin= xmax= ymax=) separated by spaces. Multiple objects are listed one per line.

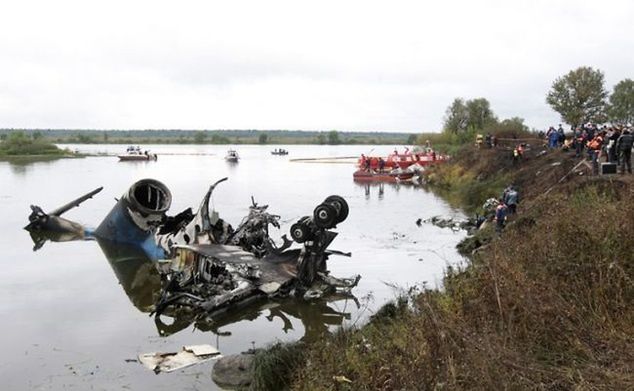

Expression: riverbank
xmin=0 ymin=153 xmax=87 ymax=162
xmin=249 ymin=144 xmax=633 ymax=390
xmin=0 ymin=133 xmax=86 ymax=161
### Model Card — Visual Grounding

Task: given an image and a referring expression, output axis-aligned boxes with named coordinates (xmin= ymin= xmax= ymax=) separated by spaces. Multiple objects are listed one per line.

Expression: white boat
xmin=118 ymin=146 xmax=157 ymax=161
xmin=271 ymin=148 xmax=289 ymax=155
xmin=225 ymin=149 xmax=239 ymax=162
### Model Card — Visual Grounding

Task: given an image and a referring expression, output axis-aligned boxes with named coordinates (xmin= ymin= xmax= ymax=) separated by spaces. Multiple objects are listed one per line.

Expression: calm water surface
xmin=0 ymin=144 xmax=465 ymax=390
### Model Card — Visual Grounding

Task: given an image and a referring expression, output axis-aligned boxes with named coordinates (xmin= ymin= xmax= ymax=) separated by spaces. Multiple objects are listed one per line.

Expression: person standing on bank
xmin=504 ymin=186 xmax=519 ymax=214
xmin=616 ymin=129 xmax=633 ymax=174
xmin=495 ymin=199 xmax=508 ymax=234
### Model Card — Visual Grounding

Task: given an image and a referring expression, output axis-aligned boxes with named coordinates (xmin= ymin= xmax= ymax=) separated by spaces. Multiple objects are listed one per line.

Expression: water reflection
xmin=96 ymin=238 xmax=355 ymax=342
xmin=3 ymin=156 xmax=65 ymax=175
xmin=97 ymin=239 xmax=162 ymax=312
xmin=7 ymin=161 xmax=30 ymax=175
xmin=355 ymin=182 xmax=387 ymax=200
xmin=181 ymin=294 xmax=356 ymax=344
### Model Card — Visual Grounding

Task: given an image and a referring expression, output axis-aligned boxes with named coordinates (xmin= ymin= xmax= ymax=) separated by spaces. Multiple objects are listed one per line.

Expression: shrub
xmin=0 ymin=132 xmax=63 ymax=156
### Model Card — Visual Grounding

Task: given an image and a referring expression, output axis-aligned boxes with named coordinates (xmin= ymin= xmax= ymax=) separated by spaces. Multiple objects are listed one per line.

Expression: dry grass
xmin=252 ymin=146 xmax=634 ymax=391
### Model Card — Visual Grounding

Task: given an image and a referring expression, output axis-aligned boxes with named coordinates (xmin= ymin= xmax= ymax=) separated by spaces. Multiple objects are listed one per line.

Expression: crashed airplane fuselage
xmin=25 ymin=178 xmax=360 ymax=321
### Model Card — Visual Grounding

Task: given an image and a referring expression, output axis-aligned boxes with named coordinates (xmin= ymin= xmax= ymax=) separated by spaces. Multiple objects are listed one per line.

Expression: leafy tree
xmin=608 ymin=78 xmax=634 ymax=124
xmin=211 ymin=134 xmax=230 ymax=144
xmin=32 ymin=131 xmax=43 ymax=140
xmin=500 ymin=117 xmax=528 ymax=131
xmin=443 ymin=97 xmax=496 ymax=133
xmin=73 ymin=133 xmax=95 ymax=143
xmin=316 ymin=134 xmax=326 ymax=145
xmin=466 ymin=98 xmax=497 ymax=130
xmin=484 ymin=117 xmax=530 ymax=138
xmin=546 ymin=66 xmax=608 ymax=126
xmin=258 ymin=133 xmax=268 ymax=144
xmin=406 ymin=134 xmax=418 ymax=144
xmin=327 ymin=130 xmax=340 ymax=145
xmin=8 ymin=131 xmax=29 ymax=145
xmin=443 ymin=98 xmax=469 ymax=133
xmin=194 ymin=131 xmax=206 ymax=144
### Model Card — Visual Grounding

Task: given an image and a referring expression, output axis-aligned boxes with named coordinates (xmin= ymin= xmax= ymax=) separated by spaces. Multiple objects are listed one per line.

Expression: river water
xmin=0 ymin=144 xmax=465 ymax=390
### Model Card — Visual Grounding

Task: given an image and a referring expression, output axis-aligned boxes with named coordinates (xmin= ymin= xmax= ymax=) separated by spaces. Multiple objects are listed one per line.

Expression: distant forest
xmin=0 ymin=129 xmax=417 ymax=145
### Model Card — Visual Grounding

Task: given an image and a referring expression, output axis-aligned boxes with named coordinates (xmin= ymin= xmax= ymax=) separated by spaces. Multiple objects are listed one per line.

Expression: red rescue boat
xmin=357 ymin=149 xmax=446 ymax=171
xmin=353 ymin=148 xmax=448 ymax=183
xmin=352 ymin=169 xmax=414 ymax=183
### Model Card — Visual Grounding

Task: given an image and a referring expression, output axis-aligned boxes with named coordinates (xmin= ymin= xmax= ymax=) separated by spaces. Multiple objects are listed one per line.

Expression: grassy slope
xmin=254 ymin=145 xmax=634 ymax=390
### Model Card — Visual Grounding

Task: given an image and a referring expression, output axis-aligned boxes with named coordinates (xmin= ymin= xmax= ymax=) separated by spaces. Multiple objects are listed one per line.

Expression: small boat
xmin=225 ymin=149 xmax=239 ymax=162
xmin=352 ymin=169 xmax=415 ymax=183
xmin=118 ymin=146 xmax=157 ymax=161
xmin=271 ymin=148 xmax=288 ymax=155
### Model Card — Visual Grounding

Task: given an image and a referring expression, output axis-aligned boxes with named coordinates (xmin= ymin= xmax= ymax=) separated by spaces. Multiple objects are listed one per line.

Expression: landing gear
xmin=290 ymin=195 xmax=351 ymax=289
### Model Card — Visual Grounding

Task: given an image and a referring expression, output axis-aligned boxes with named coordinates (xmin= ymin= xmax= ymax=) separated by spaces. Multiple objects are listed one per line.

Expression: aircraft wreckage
xmin=25 ymin=178 xmax=360 ymax=323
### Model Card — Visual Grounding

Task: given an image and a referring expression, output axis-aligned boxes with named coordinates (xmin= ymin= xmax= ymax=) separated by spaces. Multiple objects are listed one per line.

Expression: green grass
xmin=250 ymin=342 xmax=306 ymax=391
xmin=0 ymin=132 xmax=65 ymax=156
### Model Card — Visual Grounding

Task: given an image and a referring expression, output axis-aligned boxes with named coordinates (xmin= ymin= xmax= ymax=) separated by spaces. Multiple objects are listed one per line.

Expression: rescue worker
xmin=616 ymin=129 xmax=633 ymax=174
xmin=378 ymin=157 xmax=386 ymax=172
xmin=574 ymin=127 xmax=585 ymax=158
xmin=504 ymin=186 xmax=519 ymax=215
xmin=557 ymin=125 xmax=565 ymax=147
xmin=476 ymin=134 xmax=484 ymax=148
xmin=361 ymin=154 xmax=370 ymax=171
xmin=512 ymin=144 xmax=524 ymax=163
xmin=548 ymin=127 xmax=559 ymax=149
xmin=485 ymin=133 xmax=492 ymax=148
xmin=495 ymin=199 xmax=508 ymax=234
xmin=586 ymin=132 xmax=605 ymax=175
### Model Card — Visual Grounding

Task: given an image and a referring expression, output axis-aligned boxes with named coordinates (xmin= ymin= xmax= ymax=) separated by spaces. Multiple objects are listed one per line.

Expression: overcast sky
xmin=0 ymin=0 xmax=632 ymax=132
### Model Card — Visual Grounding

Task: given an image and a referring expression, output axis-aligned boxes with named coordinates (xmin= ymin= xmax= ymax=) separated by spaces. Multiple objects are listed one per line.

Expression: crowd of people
xmin=472 ymin=122 xmax=632 ymax=236
xmin=482 ymin=122 xmax=633 ymax=235
xmin=542 ymin=122 xmax=634 ymax=174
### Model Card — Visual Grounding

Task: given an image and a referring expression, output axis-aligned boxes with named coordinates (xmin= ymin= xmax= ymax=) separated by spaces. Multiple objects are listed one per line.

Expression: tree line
xmin=441 ymin=66 xmax=633 ymax=138
xmin=442 ymin=97 xmax=529 ymax=136
xmin=0 ymin=129 xmax=417 ymax=146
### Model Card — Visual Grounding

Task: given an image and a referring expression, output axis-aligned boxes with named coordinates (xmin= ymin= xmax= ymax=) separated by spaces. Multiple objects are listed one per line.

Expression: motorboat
xmin=118 ymin=146 xmax=157 ymax=161
xmin=225 ymin=149 xmax=239 ymax=162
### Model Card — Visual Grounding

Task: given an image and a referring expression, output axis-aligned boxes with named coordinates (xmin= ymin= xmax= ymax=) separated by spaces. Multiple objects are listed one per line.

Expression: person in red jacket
xmin=586 ymin=131 xmax=605 ymax=175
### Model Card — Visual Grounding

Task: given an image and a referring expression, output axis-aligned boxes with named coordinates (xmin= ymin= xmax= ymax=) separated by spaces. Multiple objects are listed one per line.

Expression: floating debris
xmin=138 ymin=344 xmax=221 ymax=373
xmin=419 ymin=215 xmax=479 ymax=233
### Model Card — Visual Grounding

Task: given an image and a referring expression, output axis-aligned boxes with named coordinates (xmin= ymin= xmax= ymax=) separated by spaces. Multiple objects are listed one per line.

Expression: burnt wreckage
xmin=25 ymin=178 xmax=360 ymax=322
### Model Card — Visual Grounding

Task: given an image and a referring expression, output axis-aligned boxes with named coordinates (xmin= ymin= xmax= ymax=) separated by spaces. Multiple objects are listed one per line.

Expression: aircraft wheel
xmin=324 ymin=195 xmax=348 ymax=223
xmin=313 ymin=203 xmax=337 ymax=228
xmin=290 ymin=222 xmax=311 ymax=243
